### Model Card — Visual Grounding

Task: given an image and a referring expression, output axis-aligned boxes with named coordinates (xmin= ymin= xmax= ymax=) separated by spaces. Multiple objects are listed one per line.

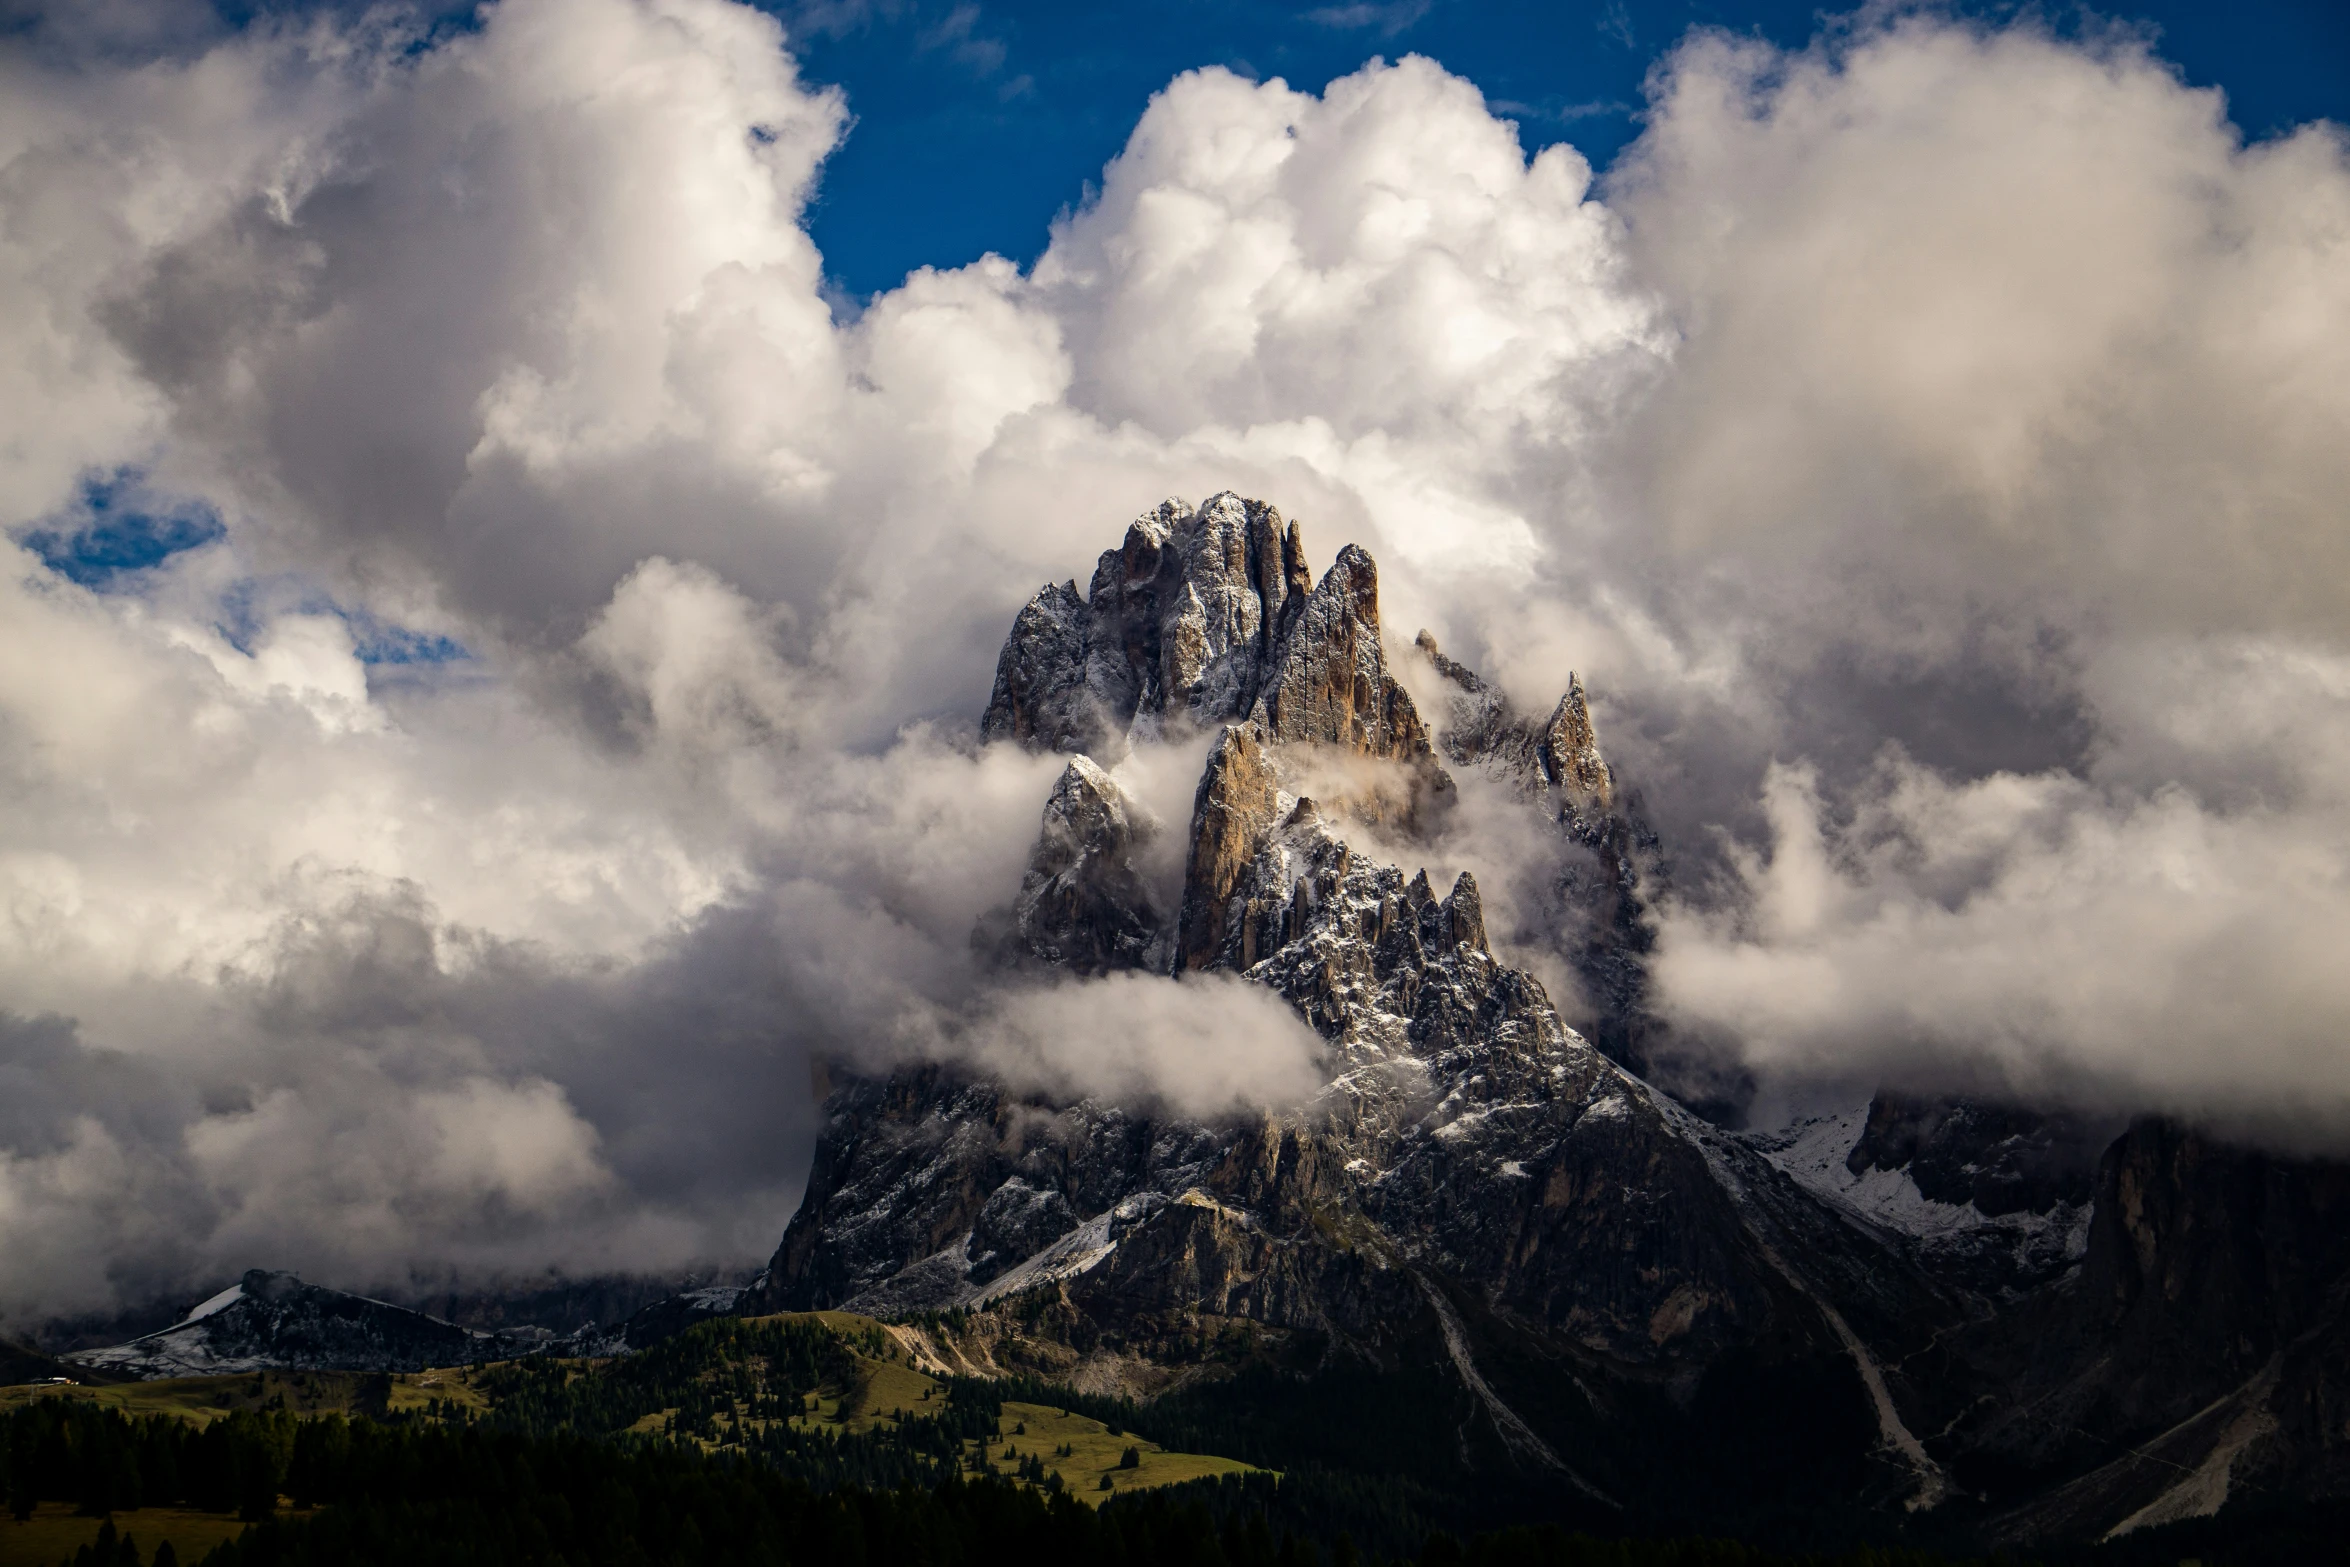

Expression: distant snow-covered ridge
xmin=64 ymin=1270 xmax=754 ymax=1378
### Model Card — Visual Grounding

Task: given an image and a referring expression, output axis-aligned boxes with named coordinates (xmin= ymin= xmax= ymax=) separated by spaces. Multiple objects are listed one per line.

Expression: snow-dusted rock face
xmin=1007 ymin=756 xmax=1167 ymax=974
xmin=1844 ymin=1092 xmax=2108 ymax=1219
xmin=67 ymin=1270 xmax=543 ymax=1378
xmin=1748 ymin=1103 xmax=2098 ymax=1301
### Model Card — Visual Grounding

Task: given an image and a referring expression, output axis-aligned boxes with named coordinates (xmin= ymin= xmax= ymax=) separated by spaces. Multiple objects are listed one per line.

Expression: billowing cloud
xmin=0 ymin=0 xmax=2345 ymax=1319
xmin=1599 ymin=19 xmax=2350 ymax=1132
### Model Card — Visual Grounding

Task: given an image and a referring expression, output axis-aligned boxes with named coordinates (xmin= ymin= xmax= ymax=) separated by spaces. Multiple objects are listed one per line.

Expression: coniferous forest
xmin=8 ymin=1315 xmax=2347 ymax=1567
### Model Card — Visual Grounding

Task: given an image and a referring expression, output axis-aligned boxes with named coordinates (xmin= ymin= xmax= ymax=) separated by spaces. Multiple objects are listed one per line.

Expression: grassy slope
xmin=612 ymin=1312 xmax=1264 ymax=1504
xmin=0 ymin=1314 xmax=1260 ymax=1513
xmin=0 ymin=1368 xmax=494 ymax=1427
xmin=978 ymin=1401 xmax=1260 ymax=1508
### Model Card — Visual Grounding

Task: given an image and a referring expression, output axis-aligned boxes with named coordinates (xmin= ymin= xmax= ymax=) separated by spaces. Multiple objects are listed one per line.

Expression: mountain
xmin=1953 ymin=1118 xmax=2350 ymax=1542
xmin=751 ymin=494 xmax=1969 ymax=1534
xmin=751 ymin=491 xmax=2350 ymax=1550
xmin=66 ymin=1269 xmax=556 ymax=1377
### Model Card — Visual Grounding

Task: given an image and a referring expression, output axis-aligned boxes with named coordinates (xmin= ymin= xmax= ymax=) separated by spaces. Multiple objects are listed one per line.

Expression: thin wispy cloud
xmin=1305 ymin=1 xmax=1432 ymax=40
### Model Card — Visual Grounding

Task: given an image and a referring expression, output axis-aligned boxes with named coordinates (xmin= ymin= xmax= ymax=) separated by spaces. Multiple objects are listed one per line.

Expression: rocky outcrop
xmin=1943 ymin=1120 xmax=2350 ymax=1542
xmin=1249 ymin=544 xmax=1432 ymax=763
xmin=1539 ymin=675 xmax=1614 ymax=807
xmin=1846 ymin=1092 xmax=2111 ymax=1220
xmin=1748 ymin=1100 xmax=2098 ymax=1305
xmin=752 ymin=1064 xmax=1236 ymax=1315
xmin=1173 ymin=723 xmax=1286 ymax=972
xmin=1413 ymin=629 xmax=1602 ymax=804
xmin=980 ymin=581 xmax=1091 ymax=752
xmin=1008 ymin=756 xmax=1167 ymax=973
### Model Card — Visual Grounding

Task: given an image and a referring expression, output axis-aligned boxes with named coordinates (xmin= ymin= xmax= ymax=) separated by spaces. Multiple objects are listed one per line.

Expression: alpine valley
xmin=21 ymin=495 xmax=2350 ymax=1562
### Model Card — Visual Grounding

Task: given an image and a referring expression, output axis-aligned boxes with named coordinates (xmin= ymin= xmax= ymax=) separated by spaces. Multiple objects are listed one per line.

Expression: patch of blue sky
xmin=342 ymin=611 xmax=469 ymax=668
xmin=15 ymin=469 xmax=226 ymax=591
xmin=212 ymin=577 xmax=471 ymax=670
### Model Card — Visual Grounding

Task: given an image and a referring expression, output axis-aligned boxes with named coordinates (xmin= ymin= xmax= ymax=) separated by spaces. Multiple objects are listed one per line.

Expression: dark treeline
xmin=4 ymin=1397 xmax=293 ymax=1521
xmin=105 ymin=1410 xmax=2016 ymax=1567
xmin=12 ymin=1314 xmax=2337 ymax=1567
xmin=6 ymin=1394 xmax=2029 ymax=1567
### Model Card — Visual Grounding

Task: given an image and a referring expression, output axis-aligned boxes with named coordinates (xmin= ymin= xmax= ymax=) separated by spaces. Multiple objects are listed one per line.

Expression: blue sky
xmin=775 ymin=0 xmax=2350 ymax=298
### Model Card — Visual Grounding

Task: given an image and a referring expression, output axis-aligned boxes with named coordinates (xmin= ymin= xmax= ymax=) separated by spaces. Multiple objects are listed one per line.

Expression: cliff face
xmin=1006 ymin=755 xmax=1167 ymax=975
xmin=1943 ymin=1120 xmax=2350 ymax=1542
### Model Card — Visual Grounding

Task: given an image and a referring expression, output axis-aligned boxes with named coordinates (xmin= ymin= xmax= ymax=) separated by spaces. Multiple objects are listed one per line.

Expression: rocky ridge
xmin=67 ymin=1270 xmax=552 ymax=1378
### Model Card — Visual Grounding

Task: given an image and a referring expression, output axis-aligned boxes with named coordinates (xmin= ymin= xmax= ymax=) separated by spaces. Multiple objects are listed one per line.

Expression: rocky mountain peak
xmin=980 ymin=492 xmax=1438 ymax=774
xmin=1248 ymin=542 xmax=1434 ymax=765
xmin=981 ymin=491 xmax=1312 ymax=756
xmin=68 ymin=1269 xmax=547 ymax=1378
xmin=756 ymin=494 xmax=1990 ymax=1524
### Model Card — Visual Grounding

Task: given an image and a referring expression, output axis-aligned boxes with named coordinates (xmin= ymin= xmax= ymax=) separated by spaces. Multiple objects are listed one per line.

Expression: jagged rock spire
xmin=1539 ymin=674 xmax=1614 ymax=808
xmin=1411 ymin=629 xmax=1614 ymax=809
xmin=1248 ymin=544 xmax=1433 ymax=762
xmin=981 ymin=493 xmax=1441 ymax=771
xmin=1175 ymin=722 xmax=1283 ymax=972
xmin=983 ymin=582 xmax=1090 ymax=751
xmin=1009 ymin=756 xmax=1166 ymax=974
